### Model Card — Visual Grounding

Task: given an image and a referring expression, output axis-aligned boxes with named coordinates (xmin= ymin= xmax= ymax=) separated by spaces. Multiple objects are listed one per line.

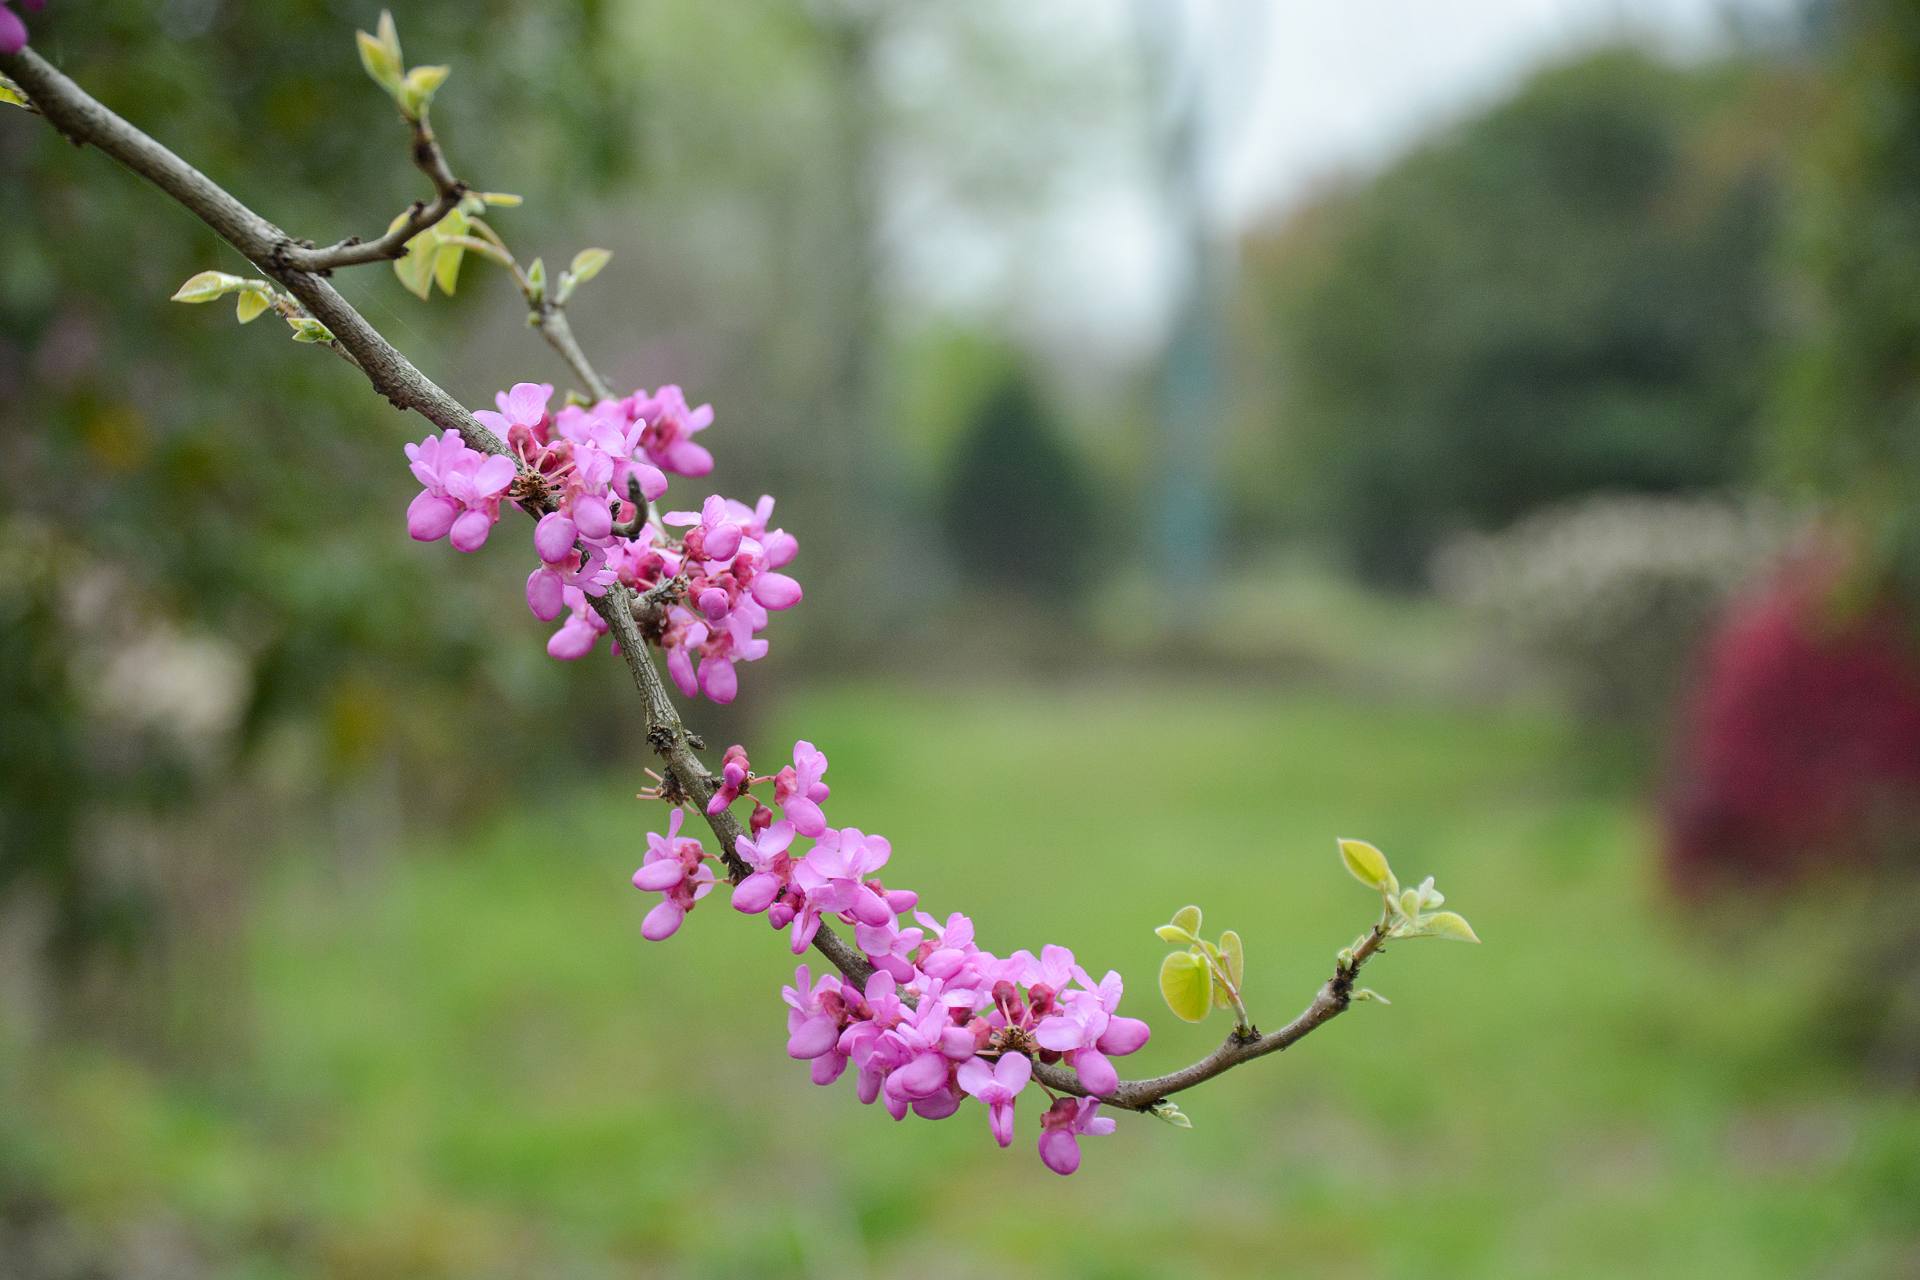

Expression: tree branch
xmin=283 ymin=113 xmax=466 ymax=272
xmin=5 ymin=40 xmax=1384 ymax=1118
xmin=1033 ymin=922 xmax=1389 ymax=1110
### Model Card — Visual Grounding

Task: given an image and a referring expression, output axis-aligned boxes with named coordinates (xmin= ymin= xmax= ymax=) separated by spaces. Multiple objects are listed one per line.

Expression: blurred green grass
xmin=4 ymin=684 xmax=1918 ymax=1278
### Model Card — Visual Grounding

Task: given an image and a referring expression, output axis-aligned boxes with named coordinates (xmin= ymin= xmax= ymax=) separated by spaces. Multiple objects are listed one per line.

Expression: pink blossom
xmin=629 ymin=384 xmax=715 ymax=476
xmin=774 ymin=740 xmax=831 ymax=836
xmin=957 ymin=1052 xmax=1031 ymax=1148
xmin=631 ymin=808 xmax=715 ymax=940
xmin=793 ymin=827 xmax=894 ymax=927
xmin=782 ymin=964 xmax=847 ymax=1064
xmin=546 ymin=586 xmax=610 ymax=659
xmin=732 ymin=820 xmax=799 ymax=918
xmin=1038 ymin=1097 xmax=1116 ymax=1176
xmin=404 ymin=430 xmax=516 ymax=551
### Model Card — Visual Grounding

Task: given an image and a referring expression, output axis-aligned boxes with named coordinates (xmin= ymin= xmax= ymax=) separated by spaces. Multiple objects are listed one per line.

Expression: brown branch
xmin=1033 ymin=921 xmax=1390 ymax=1110
xmin=283 ymin=113 xmax=466 ymax=272
xmin=5 ymin=39 xmax=1384 ymax=1119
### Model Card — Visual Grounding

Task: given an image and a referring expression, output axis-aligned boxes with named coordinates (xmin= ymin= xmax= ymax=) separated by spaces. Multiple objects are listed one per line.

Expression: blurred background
xmin=4 ymin=0 xmax=1920 ymax=1275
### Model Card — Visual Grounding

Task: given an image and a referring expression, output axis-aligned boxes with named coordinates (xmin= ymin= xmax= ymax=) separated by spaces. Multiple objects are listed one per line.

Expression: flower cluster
xmin=402 ymin=382 xmax=800 ymax=701
xmin=631 ymin=737 xmax=1153 ymax=1175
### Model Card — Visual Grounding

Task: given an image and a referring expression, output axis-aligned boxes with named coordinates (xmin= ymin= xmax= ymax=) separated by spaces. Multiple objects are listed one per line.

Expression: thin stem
xmin=533 ymin=304 xmax=615 ymax=402
xmin=283 ymin=111 xmax=466 ymax=272
xmin=468 ymin=216 xmax=622 ymax=415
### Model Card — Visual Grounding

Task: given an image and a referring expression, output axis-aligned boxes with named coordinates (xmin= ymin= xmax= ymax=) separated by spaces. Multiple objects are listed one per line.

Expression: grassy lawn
xmin=5 ymin=683 xmax=1917 ymax=1277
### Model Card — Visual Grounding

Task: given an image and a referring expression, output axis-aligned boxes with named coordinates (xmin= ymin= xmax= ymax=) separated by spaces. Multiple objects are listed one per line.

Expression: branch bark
xmin=5 ymin=41 xmax=1381 ymax=1116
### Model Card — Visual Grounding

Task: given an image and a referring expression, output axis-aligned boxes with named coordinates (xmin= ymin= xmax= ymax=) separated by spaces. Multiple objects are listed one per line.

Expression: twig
xmin=283 ymin=113 xmax=466 ymax=272
xmin=533 ymin=303 xmax=614 ymax=402
xmin=5 ymin=40 xmax=1385 ymax=1117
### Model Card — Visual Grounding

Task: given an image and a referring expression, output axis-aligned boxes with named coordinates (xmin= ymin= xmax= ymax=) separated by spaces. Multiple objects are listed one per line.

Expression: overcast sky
xmin=891 ymin=0 xmax=1801 ymax=365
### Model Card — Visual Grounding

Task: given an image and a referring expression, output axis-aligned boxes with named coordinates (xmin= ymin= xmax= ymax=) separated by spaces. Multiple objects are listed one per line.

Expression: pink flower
xmin=629 ymin=384 xmax=715 ymax=476
xmin=404 ymin=430 xmax=517 ymax=551
xmin=793 ymin=827 xmax=894 ymax=928
xmin=1033 ymin=969 xmax=1149 ymax=1095
xmin=782 ymin=964 xmax=847 ymax=1064
xmin=631 ymin=809 xmax=715 ymax=940
xmin=912 ymin=910 xmax=980 ymax=983
xmin=706 ymin=743 xmax=753 ymax=815
xmin=732 ymin=820 xmax=799 ymax=917
xmin=545 ymin=586 xmax=610 ymax=660
xmin=957 ymin=1052 xmax=1031 ymax=1148
xmin=1037 ymin=1097 xmax=1116 ymax=1176
xmin=775 ymin=740 xmax=831 ymax=836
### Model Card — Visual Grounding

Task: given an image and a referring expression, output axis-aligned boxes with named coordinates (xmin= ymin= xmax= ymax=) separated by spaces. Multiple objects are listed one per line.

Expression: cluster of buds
xmin=633 ymin=736 xmax=1153 ymax=1175
xmin=402 ymin=381 xmax=800 ymax=700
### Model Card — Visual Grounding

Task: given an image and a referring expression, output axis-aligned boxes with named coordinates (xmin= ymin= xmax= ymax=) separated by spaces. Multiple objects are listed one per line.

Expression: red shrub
xmin=1663 ymin=561 xmax=1920 ymax=889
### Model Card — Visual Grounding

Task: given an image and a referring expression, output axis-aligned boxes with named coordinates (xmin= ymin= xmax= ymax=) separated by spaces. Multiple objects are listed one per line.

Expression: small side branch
xmin=284 ymin=114 xmax=465 ymax=272
xmin=533 ymin=304 xmax=614 ymax=402
xmin=1033 ymin=922 xmax=1389 ymax=1112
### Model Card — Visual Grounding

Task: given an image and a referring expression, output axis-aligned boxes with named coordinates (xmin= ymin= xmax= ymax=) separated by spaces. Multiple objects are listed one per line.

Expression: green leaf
xmin=376 ymin=10 xmax=402 ymax=63
xmin=480 ymin=191 xmax=524 ymax=207
xmin=356 ymin=29 xmax=403 ymax=96
xmin=1146 ymin=1099 xmax=1193 ymax=1129
xmin=0 ymin=75 xmax=28 ymax=110
xmin=235 ymin=290 xmax=270 ymax=324
xmin=1218 ymin=930 xmax=1244 ymax=988
xmin=390 ymin=214 xmax=437 ymax=301
xmin=287 ymin=317 xmax=334 ymax=344
xmin=1339 ymin=838 xmax=1398 ymax=897
xmin=431 ymin=208 xmax=469 ymax=296
xmin=1154 ymin=924 xmax=1195 ymax=944
xmin=1421 ymin=911 xmax=1481 ymax=943
xmin=1353 ymin=987 xmax=1391 ymax=1005
xmin=1158 ymin=950 xmax=1213 ymax=1024
xmin=526 ymin=256 xmax=546 ymax=302
xmin=401 ymin=65 xmax=449 ymax=116
xmin=170 ymin=271 xmax=248 ymax=303
xmin=1170 ymin=904 xmax=1202 ymax=936
xmin=569 ymin=247 xmax=611 ymax=285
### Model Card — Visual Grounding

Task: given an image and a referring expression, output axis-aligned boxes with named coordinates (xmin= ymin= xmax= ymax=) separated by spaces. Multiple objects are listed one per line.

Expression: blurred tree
xmin=938 ymin=369 xmax=1095 ymax=600
xmin=1772 ymin=0 xmax=1920 ymax=607
xmin=1243 ymin=49 xmax=1799 ymax=585
xmin=0 ymin=0 xmax=642 ymax=1006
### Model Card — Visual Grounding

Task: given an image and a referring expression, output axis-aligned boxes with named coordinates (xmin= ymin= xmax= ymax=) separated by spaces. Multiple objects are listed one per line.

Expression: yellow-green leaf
xmin=0 ymin=75 xmax=27 ymax=110
xmin=569 ymin=247 xmax=611 ymax=285
xmin=1218 ymin=929 xmax=1244 ymax=988
xmin=235 ymin=290 xmax=270 ymax=324
xmin=480 ymin=191 xmax=523 ymax=207
xmin=391 ymin=217 xmax=437 ymax=301
xmin=1339 ymin=838 xmax=1397 ymax=896
xmin=1154 ymin=924 xmax=1194 ymax=944
xmin=287 ymin=317 xmax=333 ymax=344
xmin=171 ymin=270 xmax=247 ymax=303
xmin=1170 ymin=904 xmax=1202 ymax=936
xmin=356 ymin=30 xmax=402 ymax=95
xmin=431 ymin=208 xmax=469 ymax=295
xmin=1422 ymin=911 xmax=1481 ymax=943
xmin=1158 ymin=950 xmax=1213 ymax=1023
xmin=406 ymin=64 xmax=449 ymax=98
